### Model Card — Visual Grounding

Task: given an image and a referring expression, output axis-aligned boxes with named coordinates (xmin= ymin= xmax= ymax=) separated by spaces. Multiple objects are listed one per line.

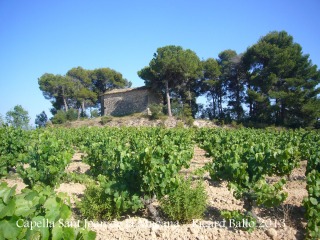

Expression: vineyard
xmin=0 ymin=125 xmax=319 ymax=239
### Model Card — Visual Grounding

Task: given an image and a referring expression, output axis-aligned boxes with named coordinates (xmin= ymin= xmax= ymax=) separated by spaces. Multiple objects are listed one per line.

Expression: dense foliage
xmin=138 ymin=45 xmax=202 ymax=117
xmin=5 ymin=105 xmax=30 ymax=129
xmin=35 ymin=111 xmax=48 ymax=128
xmin=160 ymin=177 xmax=207 ymax=223
xmin=18 ymin=131 xmax=74 ymax=188
xmin=302 ymin=132 xmax=320 ymax=239
xmin=0 ymin=126 xmax=30 ymax=177
xmin=77 ymin=127 xmax=195 ymax=220
xmin=137 ymin=31 xmax=319 ymax=128
xmin=196 ymin=128 xmax=318 ymax=229
xmin=79 ymin=127 xmax=194 ymax=197
xmin=79 ymin=176 xmax=143 ymax=221
xmin=37 ymin=31 xmax=319 ymax=128
xmin=0 ymin=125 xmax=319 ymax=237
xmin=38 ymin=67 xmax=132 ymax=120
xmin=304 ymin=170 xmax=320 ymax=239
xmin=243 ymin=31 xmax=320 ymax=127
xmin=0 ymin=183 xmax=95 ymax=240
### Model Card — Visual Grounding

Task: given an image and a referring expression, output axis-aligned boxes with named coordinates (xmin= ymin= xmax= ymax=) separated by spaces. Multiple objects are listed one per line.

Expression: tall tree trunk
xmin=212 ymin=93 xmax=216 ymax=119
xmin=280 ymin=101 xmax=286 ymax=125
xmin=218 ymin=95 xmax=222 ymax=116
xmin=165 ymin=80 xmax=172 ymax=117
xmin=275 ymin=98 xmax=280 ymax=125
xmin=63 ymin=97 xmax=68 ymax=112
xmin=77 ymin=108 xmax=81 ymax=120
xmin=61 ymin=86 xmax=69 ymax=111
xmin=188 ymin=86 xmax=192 ymax=108
xmin=247 ymin=83 xmax=252 ymax=117
xmin=82 ymin=101 xmax=85 ymax=116
xmin=236 ymin=83 xmax=241 ymax=121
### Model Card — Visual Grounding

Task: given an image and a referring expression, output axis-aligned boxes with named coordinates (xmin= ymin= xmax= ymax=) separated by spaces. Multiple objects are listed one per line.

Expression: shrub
xmin=182 ymin=105 xmax=193 ymax=118
xmin=51 ymin=109 xmax=79 ymax=124
xmin=231 ymin=120 xmax=237 ymax=128
xmin=78 ymin=184 xmax=115 ymax=221
xmin=158 ymin=120 xmax=166 ymax=128
xmin=18 ymin=132 xmax=73 ymax=187
xmin=45 ymin=120 xmax=53 ymax=127
xmin=184 ymin=117 xmax=194 ymax=127
xmin=304 ymin=170 xmax=320 ymax=239
xmin=0 ymin=126 xmax=29 ymax=177
xmin=176 ymin=121 xmax=185 ymax=128
xmin=149 ymin=104 xmax=163 ymax=120
xmin=160 ymin=178 xmax=207 ymax=223
xmin=51 ymin=110 xmax=67 ymax=124
xmin=90 ymin=109 xmax=100 ymax=118
xmin=62 ymin=172 xmax=94 ymax=185
xmin=221 ymin=210 xmax=257 ymax=232
xmin=66 ymin=108 xmax=78 ymax=121
xmin=230 ymin=120 xmax=244 ymax=129
xmin=100 ymin=116 xmax=112 ymax=125
xmin=217 ymin=119 xmax=225 ymax=126
xmin=78 ymin=179 xmax=143 ymax=221
xmin=174 ymin=105 xmax=195 ymax=126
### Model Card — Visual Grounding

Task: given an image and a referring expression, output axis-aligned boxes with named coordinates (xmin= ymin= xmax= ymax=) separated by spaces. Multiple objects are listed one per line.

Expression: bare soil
xmin=2 ymin=147 xmax=308 ymax=240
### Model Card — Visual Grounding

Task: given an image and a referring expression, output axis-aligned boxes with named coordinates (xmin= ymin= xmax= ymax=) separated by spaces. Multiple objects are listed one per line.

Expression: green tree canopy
xmin=5 ymin=105 xmax=30 ymax=129
xmin=0 ymin=114 xmax=4 ymax=126
xmin=38 ymin=67 xmax=130 ymax=121
xmin=38 ymin=73 xmax=75 ymax=111
xmin=35 ymin=111 xmax=48 ymax=128
xmin=243 ymin=31 xmax=320 ymax=127
xmin=218 ymin=50 xmax=246 ymax=121
xmin=67 ymin=67 xmax=97 ymax=118
xmin=201 ymin=58 xmax=222 ymax=119
xmin=138 ymin=45 xmax=202 ymax=116
xmin=90 ymin=68 xmax=131 ymax=95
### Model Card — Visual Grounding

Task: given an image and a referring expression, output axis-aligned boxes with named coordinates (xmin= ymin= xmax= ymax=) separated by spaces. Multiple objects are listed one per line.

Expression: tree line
xmin=139 ymin=31 xmax=320 ymax=128
xmin=38 ymin=67 xmax=131 ymax=123
xmin=0 ymin=105 xmax=48 ymax=129
xmin=38 ymin=30 xmax=320 ymax=128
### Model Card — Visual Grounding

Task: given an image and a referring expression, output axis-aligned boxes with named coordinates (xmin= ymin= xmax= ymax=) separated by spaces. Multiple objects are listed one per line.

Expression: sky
xmin=0 ymin=0 xmax=319 ymax=125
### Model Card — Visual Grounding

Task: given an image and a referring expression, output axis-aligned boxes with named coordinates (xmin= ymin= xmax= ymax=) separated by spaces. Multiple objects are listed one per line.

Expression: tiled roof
xmin=102 ymin=86 xmax=148 ymax=95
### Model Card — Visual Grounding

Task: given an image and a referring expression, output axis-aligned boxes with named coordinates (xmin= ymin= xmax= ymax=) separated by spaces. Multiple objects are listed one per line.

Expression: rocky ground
xmin=59 ymin=115 xmax=218 ymax=128
xmin=3 ymin=146 xmax=308 ymax=240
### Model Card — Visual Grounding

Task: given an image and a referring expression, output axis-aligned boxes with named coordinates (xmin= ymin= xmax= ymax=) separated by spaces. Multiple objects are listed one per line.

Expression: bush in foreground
xmin=0 ymin=183 xmax=95 ymax=240
xmin=160 ymin=178 xmax=207 ymax=223
xmin=78 ymin=178 xmax=143 ymax=221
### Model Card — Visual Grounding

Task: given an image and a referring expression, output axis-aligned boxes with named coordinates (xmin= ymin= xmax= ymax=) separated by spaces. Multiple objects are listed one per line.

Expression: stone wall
xmin=101 ymin=88 xmax=161 ymax=116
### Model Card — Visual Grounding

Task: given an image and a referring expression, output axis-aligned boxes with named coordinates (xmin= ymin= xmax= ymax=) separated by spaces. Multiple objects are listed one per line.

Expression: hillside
xmin=56 ymin=115 xmax=218 ymax=128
